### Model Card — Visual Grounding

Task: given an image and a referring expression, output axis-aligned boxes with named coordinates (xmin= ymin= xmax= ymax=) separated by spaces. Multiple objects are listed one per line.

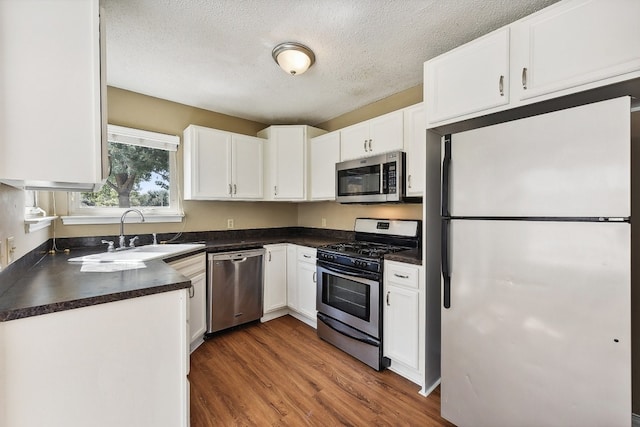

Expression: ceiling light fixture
xmin=272 ymin=42 xmax=315 ymax=76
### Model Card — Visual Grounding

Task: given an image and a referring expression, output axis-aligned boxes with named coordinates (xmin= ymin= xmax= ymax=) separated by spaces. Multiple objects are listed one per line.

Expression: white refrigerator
xmin=440 ymin=96 xmax=631 ymax=426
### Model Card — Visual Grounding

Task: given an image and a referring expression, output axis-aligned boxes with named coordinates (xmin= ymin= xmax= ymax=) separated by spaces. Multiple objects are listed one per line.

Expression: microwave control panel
xmin=384 ymin=162 xmax=396 ymax=194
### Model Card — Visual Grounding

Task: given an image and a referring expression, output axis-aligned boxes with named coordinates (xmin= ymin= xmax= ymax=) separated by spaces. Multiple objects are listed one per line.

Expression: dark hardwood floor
xmin=189 ymin=315 xmax=454 ymax=426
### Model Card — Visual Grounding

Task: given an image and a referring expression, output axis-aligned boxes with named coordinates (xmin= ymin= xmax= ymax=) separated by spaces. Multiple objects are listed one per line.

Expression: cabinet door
xmin=0 ymin=0 xmax=105 ymax=187
xmin=310 ymin=132 xmax=340 ymax=200
xmin=403 ymin=103 xmax=425 ymax=197
xmin=189 ymin=272 xmax=207 ymax=347
xmin=368 ymin=110 xmax=404 ymax=155
xmin=263 ymin=245 xmax=288 ymax=313
xmin=340 ymin=122 xmax=370 ymax=161
xmin=232 ymin=134 xmax=264 ymax=199
xmin=184 ymin=126 xmax=232 ymax=200
xmin=383 ymin=284 xmax=420 ymax=370
xmin=286 ymin=245 xmax=299 ymax=310
xmin=273 ymin=127 xmax=306 ymax=199
xmin=425 ymin=27 xmax=510 ymax=125
xmin=513 ymin=0 xmax=640 ymax=101
xmin=297 ymin=261 xmax=317 ymax=320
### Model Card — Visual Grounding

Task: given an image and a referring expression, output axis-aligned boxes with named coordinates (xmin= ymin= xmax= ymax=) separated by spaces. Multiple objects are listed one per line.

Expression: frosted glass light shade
xmin=272 ymin=42 xmax=315 ymax=75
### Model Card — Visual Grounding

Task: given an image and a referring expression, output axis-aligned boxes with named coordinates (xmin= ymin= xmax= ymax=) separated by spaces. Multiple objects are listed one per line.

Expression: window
xmin=63 ymin=125 xmax=183 ymax=224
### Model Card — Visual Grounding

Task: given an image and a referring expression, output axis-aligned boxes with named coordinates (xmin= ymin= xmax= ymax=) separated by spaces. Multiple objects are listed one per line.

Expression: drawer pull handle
xmin=313 ymin=272 xmax=317 ymax=283
xmin=386 ymin=291 xmax=390 ymax=306
xmin=303 ymin=254 xmax=311 ymax=258
xmin=189 ymin=284 xmax=195 ymax=298
xmin=522 ymin=67 xmax=528 ymax=90
xmin=363 ymin=140 xmax=368 ymax=152
xmin=394 ymin=273 xmax=409 ymax=279
xmin=499 ymin=75 xmax=504 ymax=96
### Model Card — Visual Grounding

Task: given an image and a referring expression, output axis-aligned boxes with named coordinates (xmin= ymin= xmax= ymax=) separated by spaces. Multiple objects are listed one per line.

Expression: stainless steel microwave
xmin=335 ymin=151 xmax=406 ymax=203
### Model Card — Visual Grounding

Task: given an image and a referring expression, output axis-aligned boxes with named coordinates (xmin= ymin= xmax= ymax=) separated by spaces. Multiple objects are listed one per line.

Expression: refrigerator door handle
xmin=442 ymin=135 xmax=452 ymax=217
xmin=441 ymin=218 xmax=451 ymax=309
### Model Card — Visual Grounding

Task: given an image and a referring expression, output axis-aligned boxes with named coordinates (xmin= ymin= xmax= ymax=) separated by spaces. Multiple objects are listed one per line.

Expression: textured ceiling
xmin=102 ymin=0 xmax=559 ymax=126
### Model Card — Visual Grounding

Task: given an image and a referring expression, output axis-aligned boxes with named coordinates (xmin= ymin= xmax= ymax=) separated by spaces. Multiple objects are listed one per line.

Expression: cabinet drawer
xmin=385 ymin=262 xmax=419 ymax=289
xmin=168 ymin=252 xmax=206 ymax=278
xmin=297 ymin=246 xmax=317 ymax=263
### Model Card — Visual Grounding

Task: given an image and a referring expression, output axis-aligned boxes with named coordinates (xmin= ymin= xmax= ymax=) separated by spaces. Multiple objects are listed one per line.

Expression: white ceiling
xmin=102 ymin=0 xmax=559 ymax=126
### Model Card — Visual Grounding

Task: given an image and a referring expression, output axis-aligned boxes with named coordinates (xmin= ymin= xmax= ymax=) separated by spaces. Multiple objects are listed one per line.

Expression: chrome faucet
xmin=119 ymin=209 xmax=145 ymax=249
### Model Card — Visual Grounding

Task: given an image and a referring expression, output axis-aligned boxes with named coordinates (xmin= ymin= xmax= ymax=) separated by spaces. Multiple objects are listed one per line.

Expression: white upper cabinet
xmin=403 ymin=103 xmax=426 ymax=197
xmin=310 ymin=131 xmax=341 ymax=200
xmin=425 ymin=28 xmax=510 ymax=126
xmin=340 ymin=110 xmax=404 ymax=161
xmin=424 ymin=0 xmax=640 ymax=129
xmin=183 ymin=125 xmax=263 ymax=200
xmin=232 ymin=134 xmax=264 ymax=199
xmin=0 ymin=0 xmax=107 ymax=190
xmin=511 ymin=0 xmax=640 ymax=102
xmin=259 ymin=125 xmax=326 ymax=201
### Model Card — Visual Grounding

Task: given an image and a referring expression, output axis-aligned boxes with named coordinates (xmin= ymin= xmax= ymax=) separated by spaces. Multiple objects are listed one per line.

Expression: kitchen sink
xmin=68 ymin=243 xmax=205 ymax=263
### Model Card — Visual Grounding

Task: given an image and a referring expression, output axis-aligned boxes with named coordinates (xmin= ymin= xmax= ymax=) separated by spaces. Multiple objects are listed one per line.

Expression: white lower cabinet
xmin=168 ymin=252 xmax=207 ymax=353
xmin=383 ymin=260 xmax=424 ymax=386
xmin=286 ymin=244 xmax=298 ymax=311
xmin=0 ymin=290 xmax=189 ymax=427
xmin=289 ymin=245 xmax=317 ymax=328
xmin=262 ymin=244 xmax=288 ymax=321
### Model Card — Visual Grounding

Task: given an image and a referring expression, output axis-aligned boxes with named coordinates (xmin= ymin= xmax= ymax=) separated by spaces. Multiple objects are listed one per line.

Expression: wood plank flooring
xmin=189 ymin=315 xmax=454 ymax=426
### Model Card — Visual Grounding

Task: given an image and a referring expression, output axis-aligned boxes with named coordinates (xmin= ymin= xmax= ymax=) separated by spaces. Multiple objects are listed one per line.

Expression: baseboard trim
xmin=420 ymin=378 xmax=441 ymax=397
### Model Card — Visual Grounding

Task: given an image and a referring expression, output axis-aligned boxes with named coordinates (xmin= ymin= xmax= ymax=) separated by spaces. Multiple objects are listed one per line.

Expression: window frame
xmin=62 ymin=125 xmax=184 ymax=225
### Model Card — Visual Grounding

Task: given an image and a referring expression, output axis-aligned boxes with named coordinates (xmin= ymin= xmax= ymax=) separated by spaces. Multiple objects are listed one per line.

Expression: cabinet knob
xmin=522 ymin=67 xmax=528 ymax=90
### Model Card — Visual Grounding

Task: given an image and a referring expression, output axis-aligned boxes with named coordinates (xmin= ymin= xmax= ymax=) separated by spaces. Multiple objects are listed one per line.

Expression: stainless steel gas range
xmin=316 ymin=218 xmax=421 ymax=370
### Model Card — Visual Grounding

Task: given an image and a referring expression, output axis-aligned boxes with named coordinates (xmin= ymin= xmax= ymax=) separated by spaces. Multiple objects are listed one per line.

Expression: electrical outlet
xmin=7 ymin=236 xmax=15 ymax=264
xmin=321 ymin=218 xmax=327 ymax=227
xmin=227 ymin=219 xmax=234 ymax=229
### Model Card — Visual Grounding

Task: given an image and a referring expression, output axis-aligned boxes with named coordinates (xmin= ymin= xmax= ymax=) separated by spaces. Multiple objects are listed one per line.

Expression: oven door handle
xmin=317 ymin=263 xmax=380 ymax=283
xmin=317 ymin=313 xmax=379 ymax=347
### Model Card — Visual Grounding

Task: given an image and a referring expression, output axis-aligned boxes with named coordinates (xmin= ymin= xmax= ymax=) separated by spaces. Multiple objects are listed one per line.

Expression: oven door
xmin=316 ymin=261 xmax=380 ymax=338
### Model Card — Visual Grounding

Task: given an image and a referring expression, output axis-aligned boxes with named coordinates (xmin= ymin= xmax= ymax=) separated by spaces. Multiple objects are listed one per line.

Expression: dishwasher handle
xmin=209 ymin=248 xmax=266 ymax=262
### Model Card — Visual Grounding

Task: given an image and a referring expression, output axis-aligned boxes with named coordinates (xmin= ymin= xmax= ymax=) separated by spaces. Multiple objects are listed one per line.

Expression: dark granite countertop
xmin=0 ymin=247 xmax=197 ymax=322
xmin=0 ymin=228 xmax=422 ymax=322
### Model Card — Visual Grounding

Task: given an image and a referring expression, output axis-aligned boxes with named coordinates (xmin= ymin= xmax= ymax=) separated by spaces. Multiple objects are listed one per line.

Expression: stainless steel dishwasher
xmin=206 ymin=248 xmax=264 ymax=334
